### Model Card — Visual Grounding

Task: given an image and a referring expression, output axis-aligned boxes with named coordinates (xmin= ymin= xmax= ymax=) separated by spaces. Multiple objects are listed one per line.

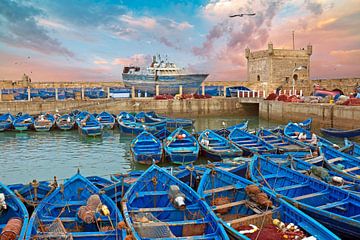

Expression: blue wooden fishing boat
xmin=229 ymin=128 xmax=276 ymax=155
xmin=260 ymin=153 xmax=360 ymax=195
xmin=0 ymin=113 xmax=15 ymax=131
xmin=250 ymin=155 xmax=360 ymax=239
xmin=25 ymin=173 xmax=126 ymax=239
xmin=213 ymin=120 xmax=249 ymax=138
xmin=164 ymin=128 xmax=199 ymax=164
xmin=56 ymin=114 xmax=75 ymax=130
xmin=131 ymin=131 xmax=163 ymax=164
xmin=342 ymin=138 xmax=360 ymax=157
xmin=119 ymin=119 xmax=159 ymax=135
xmin=86 ymin=175 xmax=113 ymax=189
xmin=321 ymin=127 xmax=360 ymax=138
xmin=13 ymin=114 xmax=34 ymax=131
xmin=145 ymin=111 xmax=194 ymax=128
xmin=8 ymin=179 xmax=56 ymax=211
xmin=96 ymin=111 xmax=115 ymax=129
xmin=198 ymin=167 xmax=340 ymax=240
xmin=116 ymin=111 xmax=135 ymax=123
xmin=75 ymin=111 xmax=91 ymax=127
xmin=111 ymin=167 xmax=199 ymax=190
xmin=0 ymin=181 xmax=29 ymax=240
xmin=257 ymin=128 xmax=311 ymax=158
xmin=153 ymin=127 xmax=171 ymax=140
xmin=121 ymin=164 xmax=228 ymax=239
xmin=118 ymin=111 xmax=165 ymax=135
xmin=288 ymin=155 xmax=360 ymax=195
xmin=319 ymin=143 xmax=360 ymax=181
xmin=198 ymin=129 xmax=243 ymax=161
xmin=78 ymin=114 xmax=103 ymax=136
xmin=299 ymin=118 xmax=312 ymax=130
xmin=34 ymin=113 xmax=55 ymax=132
xmin=284 ymin=122 xmax=336 ymax=149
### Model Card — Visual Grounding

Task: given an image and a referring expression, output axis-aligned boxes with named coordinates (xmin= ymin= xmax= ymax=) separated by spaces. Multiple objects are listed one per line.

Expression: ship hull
xmin=122 ymin=73 xmax=208 ymax=95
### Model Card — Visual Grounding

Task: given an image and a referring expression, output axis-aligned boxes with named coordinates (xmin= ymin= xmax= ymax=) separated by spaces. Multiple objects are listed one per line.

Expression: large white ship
xmin=122 ymin=56 xmax=208 ymax=95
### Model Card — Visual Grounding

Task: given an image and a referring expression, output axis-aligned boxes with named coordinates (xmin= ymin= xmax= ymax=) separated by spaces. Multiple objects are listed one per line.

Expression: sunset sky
xmin=0 ymin=0 xmax=359 ymax=82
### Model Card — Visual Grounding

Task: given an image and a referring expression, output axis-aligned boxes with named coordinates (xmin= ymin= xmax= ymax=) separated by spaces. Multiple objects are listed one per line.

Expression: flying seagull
xmin=229 ymin=13 xmax=256 ymax=18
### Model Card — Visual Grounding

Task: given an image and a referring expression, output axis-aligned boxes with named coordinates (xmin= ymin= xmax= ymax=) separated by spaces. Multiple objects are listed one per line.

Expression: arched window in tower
xmin=257 ymin=75 xmax=260 ymax=81
xmin=293 ymin=74 xmax=298 ymax=81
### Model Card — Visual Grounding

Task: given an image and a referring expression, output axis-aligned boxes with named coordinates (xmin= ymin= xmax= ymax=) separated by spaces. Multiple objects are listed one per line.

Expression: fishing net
xmin=181 ymin=210 xmax=206 ymax=237
xmin=211 ymin=196 xmax=231 ymax=214
xmin=231 ymin=211 xmax=273 ymax=231
xmin=132 ymin=213 xmax=175 ymax=238
xmin=182 ymin=223 xmax=206 ymax=237
xmin=0 ymin=217 xmax=23 ymax=240
xmin=35 ymin=217 xmax=73 ymax=240
xmin=245 ymin=185 xmax=273 ymax=208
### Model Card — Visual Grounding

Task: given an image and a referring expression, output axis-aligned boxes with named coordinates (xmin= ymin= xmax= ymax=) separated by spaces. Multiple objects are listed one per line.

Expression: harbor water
xmin=0 ymin=114 xmax=336 ymax=184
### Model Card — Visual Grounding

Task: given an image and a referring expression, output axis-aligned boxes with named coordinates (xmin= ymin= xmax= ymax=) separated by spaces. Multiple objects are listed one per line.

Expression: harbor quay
xmin=1 ymin=90 xmax=360 ymax=130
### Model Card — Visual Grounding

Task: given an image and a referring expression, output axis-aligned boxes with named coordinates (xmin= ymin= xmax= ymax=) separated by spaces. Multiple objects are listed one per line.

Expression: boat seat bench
xmin=213 ymin=200 xmax=247 ymax=210
xmin=130 ymin=205 xmax=199 ymax=213
xmin=134 ymin=219 xmax=208 ymax=227
xmin=293 ymin=191 xmax=328 ymax=201
xmin=203 ymin=184 xmax=243 ymax=194
xmin=228 ymin=210 xmax=273 ymax=225
xmin=318 ymin=201 xmax=347 ymax=210
xmin=327 ymin=157 xmax=343 ymax=164
xmin=343 ymin=166 xmax=360 ymax=172
xmin=275 ymin=184 xmax=309 ymax=192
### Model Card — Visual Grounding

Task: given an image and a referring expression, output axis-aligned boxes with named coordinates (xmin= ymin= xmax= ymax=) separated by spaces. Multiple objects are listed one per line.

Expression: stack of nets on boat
xmin=132 ymin=213 xmax=175 ymax=238
xmin=245 ymin=185 xmax=273 ymax=208
xmin=0 ymin=217 xmax=23 ymax=240
xmin=34 ymin=217 xmax=73 ymax=240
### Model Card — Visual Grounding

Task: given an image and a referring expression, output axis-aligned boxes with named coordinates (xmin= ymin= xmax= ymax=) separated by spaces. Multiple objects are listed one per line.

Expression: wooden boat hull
xmin=165 ymin=128 xmax=199 ymax=165
xmin=132 ymin=152 xmax=162 ymax=164
xmin=0 ymin=182 xmax=29 ymax=240
xmin=80 ymin=126 xmax=103 ymax=136
xmin=14 ymin=124 xmax=32 ymax=131
xmin=199 ymin=129 xmax=243 ymax=161
xmin=198 ymin=167 xmax=340 ymax=240
xmin=0 ymin=113 xmax=15 ymax=131
xmin=56 ymin=114 xmax=75 ymax=130
xmin=25 ymin=173 xmax=126 ymax=239
xmin=131 ymin=131 xmax=163 ymax=165
xmin=121 ymin=164 xmax=228 ymax=239
xmin=319 ymin=143 xmax=360 ymax=181
xmin=229 ymin=128 xmax=276 ymax=155
xmin=250 ymin=156 xmax=360 ymax=239
xmin=0 ymin=122 xmax=12 ymax=131
xmin=321 ymin=128 xmax=360 ymax=138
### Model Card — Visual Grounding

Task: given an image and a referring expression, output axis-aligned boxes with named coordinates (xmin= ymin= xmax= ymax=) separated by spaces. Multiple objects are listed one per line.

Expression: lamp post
xmin=292 ymin=66 xmax=307 ymax=94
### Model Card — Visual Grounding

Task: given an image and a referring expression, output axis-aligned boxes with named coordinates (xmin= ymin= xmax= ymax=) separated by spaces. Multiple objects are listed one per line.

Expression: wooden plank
xmin=266 ymin=139 xmax=282 ymax=144
xmin=203 ymin=185 xmax=236 ymax=194
xmin=327 ymin=157 xmax=343 ymax=164
xmin=228 ymin=211 xmax=273 ymax=225
xmin=214 ymin=200 xmax=247 ymax=210
xmin=134 ymin=219 xmax=206 ymax=227
xmin=240 ymin=143 xmax=258 ymax=147
xmin=275 ymin=184 xmax=308 ymax=192
xmin=261 ymin=135 xmax=276 ymax=139
xmin=293 ymin=191 xmax=327 ymax=201
xmin=318 ymin=201 xmax=346 ymax=210
xmin=130 ymin=206 xmax=198 ymax=213
xmin=343 ymin=166 xmax=360 ymax=172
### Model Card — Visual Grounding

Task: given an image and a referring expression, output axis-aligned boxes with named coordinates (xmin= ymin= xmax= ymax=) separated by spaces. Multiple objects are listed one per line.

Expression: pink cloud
xmin=193 ymin=0 xmax=360 ymax=81
xmin=112 ymin=54 xmax=152 ymax=67
xmin=119 ymin=15 xmax=156 ymax=29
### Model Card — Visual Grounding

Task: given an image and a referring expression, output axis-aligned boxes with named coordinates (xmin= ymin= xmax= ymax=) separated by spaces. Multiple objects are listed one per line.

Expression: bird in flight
xmin=229 ymin=13 xmax=256 ymax=17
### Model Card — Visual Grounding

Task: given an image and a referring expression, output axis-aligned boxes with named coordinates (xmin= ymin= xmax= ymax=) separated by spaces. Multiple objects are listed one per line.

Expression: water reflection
xmin=1 ymin=114 xmax=271 ymax=184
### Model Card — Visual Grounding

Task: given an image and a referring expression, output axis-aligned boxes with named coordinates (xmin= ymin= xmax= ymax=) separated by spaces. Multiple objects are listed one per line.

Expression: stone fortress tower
xmin=245 ymin=43 xmax=312 ymax=93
